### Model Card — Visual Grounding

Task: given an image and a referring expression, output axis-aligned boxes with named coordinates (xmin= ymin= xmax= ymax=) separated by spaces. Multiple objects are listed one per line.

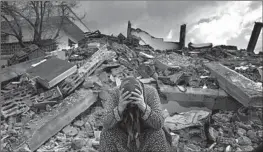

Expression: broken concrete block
xmin=71 ymin=138 xmax=86 ymax=150
xmin=83 ymin=81 xmax=94 ymax=89
xmin=84 ymin=121 xmax=94 ymax=137
xmin=26 ymin=57 xmax=77 ymax=89
xmin=237 ymin=136 xmax=252 ymax=146
xmin=137 ymin=64 xmax=155 ymax=78
xmin=59 ymin=72 xmax=85 ymax=95
xmin=208 ymin=127 xmax=219 ymax=141
xmin=62 ymin=125 xmax=79 ymax=136
xmin=154 ymin=59 xmax=170 ymax=71
xmin=238 ymin=145 xmax=254 ymax=152
xmin=85 ymin=76 xmax=103 ymax=87
xmin=205 ymin=62 xmax=263 ymax=107
xmin=91 ymin=138 xmax=100 ymax=149
xmin=237 ymin=128 xmax=247 ymax=137
xmin=94 ymin=131 xmax=101 ymax=141
xmin=98 ymin=72 xmax=109 ymax=82
xmin=73 ymin=120 xmax=85 ymax=128
xmin=1 ymin=100 xmax=30 ymax=118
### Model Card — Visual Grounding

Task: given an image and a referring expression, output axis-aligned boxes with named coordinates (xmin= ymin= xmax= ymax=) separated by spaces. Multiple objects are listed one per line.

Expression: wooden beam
xmin=205 ymin=62 xmax=263 ymax=107
xmin=13 ymin=89 xmax=97 ymax=152
xmin=159 ymin=84 xmax=242 ymax=111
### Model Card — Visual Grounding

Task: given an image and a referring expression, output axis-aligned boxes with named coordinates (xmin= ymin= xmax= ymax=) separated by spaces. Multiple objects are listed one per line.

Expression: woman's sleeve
xmin=102 ymin=88 xmax=122 ymax=130
xmin=141 ymin=86 xmax=165 ymax=130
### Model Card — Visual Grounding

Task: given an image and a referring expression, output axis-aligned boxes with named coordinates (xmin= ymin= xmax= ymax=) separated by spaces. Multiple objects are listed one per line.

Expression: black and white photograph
xmin=0 ymin=1 xmax=262 ymax=152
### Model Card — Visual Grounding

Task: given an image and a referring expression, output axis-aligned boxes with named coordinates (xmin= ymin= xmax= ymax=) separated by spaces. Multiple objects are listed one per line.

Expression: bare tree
xmin=1 ymin=1 xmax=83 ymax=48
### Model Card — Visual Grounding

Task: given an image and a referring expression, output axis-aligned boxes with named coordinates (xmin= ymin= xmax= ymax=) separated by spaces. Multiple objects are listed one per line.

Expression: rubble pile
xmin=1 ymin=29 xmax=262 ymax=152
xmin=228 ymin=63 xmax=262 ymax=83
xmin=206 ymin=109 xmax=263 ymax=152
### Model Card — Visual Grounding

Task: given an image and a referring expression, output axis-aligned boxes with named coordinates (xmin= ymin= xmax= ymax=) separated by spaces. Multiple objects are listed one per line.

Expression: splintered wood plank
xmin=159 ymin=84 xmax=242 ymax=111
xmin=205 ymin=62 xmax=262 ymax=107
xmin=13 ymin=89 xmax=97 ymax=152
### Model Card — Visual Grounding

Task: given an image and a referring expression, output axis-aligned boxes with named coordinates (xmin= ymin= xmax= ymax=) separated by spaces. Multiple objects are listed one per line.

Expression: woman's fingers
xmin=121 ymin=91 xmax=130 ymax=99
xmin=120 ymin=88 xmax=124 ymax=95
xmin=131 ymin=92 xmax=141 ymax=98
xmin=123 ymin=93 xmax=132 ymax=100
xmin=123 ymin=99 xmax=133 ymax=105
xmin=129 ymin=96 xmax=141 ymax=101
xmin=134 ymin=88 xmax=142 ymax=95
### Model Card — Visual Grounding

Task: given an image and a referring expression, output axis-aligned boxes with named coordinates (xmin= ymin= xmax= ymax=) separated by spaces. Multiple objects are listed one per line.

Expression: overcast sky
xmin=74 ymin=1 xmax=262 ymax=53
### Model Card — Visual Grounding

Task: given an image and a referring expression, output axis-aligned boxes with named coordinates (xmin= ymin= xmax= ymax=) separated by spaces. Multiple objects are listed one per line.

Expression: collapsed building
xmin=0 ymin=21 xmax=263 ymax=152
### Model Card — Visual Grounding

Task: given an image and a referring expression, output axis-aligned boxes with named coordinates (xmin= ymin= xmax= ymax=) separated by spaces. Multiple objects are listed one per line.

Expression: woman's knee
xmin=100 ymin=127 xmax=126 ymax=142
xmin=145 ymin=129 xmax=165 ymax=139
xmin=143 ymin=129 xmax=170 ymax=152
xmin=100 ymin=128 xmax=115 ymax=140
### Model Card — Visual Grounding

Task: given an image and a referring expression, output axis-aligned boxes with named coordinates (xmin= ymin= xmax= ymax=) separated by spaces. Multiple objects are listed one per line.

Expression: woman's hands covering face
xmin=129 ymin=88 xmax=146 ymax=112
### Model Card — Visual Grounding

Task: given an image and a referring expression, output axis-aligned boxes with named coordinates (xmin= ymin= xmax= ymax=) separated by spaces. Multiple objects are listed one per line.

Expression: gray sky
xmin=74 ymin=1 xmax=262 ymax=53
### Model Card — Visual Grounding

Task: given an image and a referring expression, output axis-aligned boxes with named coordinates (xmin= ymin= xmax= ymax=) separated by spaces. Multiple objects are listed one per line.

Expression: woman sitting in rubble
xmin=99 ymin=77 xmax=172 ymax=152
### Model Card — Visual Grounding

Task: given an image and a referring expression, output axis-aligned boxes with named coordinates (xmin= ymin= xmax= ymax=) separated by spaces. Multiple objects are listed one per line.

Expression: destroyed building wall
xmin=130 ymin=28 xmax=180 ymax=51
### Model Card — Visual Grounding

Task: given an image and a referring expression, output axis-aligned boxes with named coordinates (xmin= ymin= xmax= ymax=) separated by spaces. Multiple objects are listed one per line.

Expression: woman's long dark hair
xmin=122 ymin=80 xmax=145 ymax=149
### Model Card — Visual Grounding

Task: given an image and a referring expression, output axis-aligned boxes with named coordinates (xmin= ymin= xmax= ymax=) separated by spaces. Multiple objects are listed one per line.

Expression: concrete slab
xmin=159 ymin=84 xmax=242 ymax=111
xmin=205 ymin=62 xmax=262 ymax=107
